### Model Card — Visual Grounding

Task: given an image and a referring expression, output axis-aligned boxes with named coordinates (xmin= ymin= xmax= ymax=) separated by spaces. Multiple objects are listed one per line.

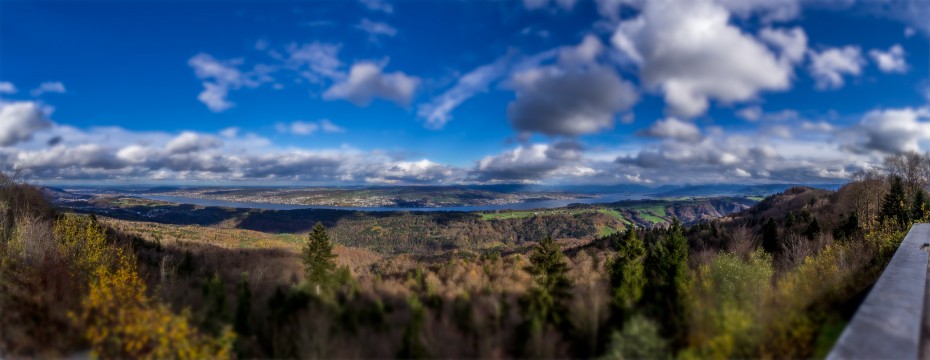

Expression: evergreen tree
xmin=302 ymin=222 xmax=338 ymax=294
xmin=804 ymin=217 xmax=821 ymax=241
xmin=642 ymin=220 xmax=690 ymax=347
xmin=785 ymin=212 xmax=796 ymax=229
xmin=762 ymin=218 xmax=779 ymax=254
xmin=398 ymin=296 xmax=429 ymax=359
xmin=912 ymin=189 xmax=929 ymax=222
xmin=522 ymin=236 xmax=572 ymax=328
xmin=200 ymin=273 xmax=228 ymax=336
xmin=845 ymin=212 xmax=859 ymax=238
xmin=880 ymin=176 xmax=910 ymax=229
xmin=234 ymin=273 xmax=252 ymax=337
xmin=0 ymin=207 xmax=13 ymax=243
xmin=660 ymin=220 xmax=690 ymax=346
xmin=607 ymin=227 xmax=646 ymax=318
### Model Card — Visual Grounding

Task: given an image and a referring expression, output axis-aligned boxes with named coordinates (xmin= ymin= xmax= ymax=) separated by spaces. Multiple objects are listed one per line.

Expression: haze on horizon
xmin=2 ymin=0 xmax=930 ymax=186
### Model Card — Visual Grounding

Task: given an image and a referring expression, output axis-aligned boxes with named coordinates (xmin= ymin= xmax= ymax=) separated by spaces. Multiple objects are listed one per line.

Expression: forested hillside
xmin=55 ymin=193 xmax=756 ymax=254
xmin=1 ymin=153 xmax=925 ymax=358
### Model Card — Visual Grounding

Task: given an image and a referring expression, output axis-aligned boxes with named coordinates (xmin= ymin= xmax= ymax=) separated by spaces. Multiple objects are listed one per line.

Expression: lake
xmin=137 ymin=193 xmax=649 ymax=212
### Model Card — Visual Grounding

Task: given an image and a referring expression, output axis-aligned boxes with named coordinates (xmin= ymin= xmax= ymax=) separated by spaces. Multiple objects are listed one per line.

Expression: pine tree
xmin=607 ymin=227 xmax=646 ymax=318
xmin=302 ymin=222 xmax=337 ymax=294
xmin=880 ymin=176 xmax=910 ymax=229
xmin=200 ymin=273 xmax=228 ymax=336
xmin=659 ymin=220 xmax=690 ymax=346
xmin=762 ymin=217 xmax=779 ymax=254
xmin=522 ymin=236 xmax=572 ymax=328
xmin=234 ymin=273 xmax=252 ymax=337
xmin=785 ymin=212 xmax=796 ymax=229
xmin=912 ymin=189 xmax=929 ymax=222
xmin=642 ymin=220 xmax=690 ymax=347
xmin=804 ymin=217 xmax=821 ymax=240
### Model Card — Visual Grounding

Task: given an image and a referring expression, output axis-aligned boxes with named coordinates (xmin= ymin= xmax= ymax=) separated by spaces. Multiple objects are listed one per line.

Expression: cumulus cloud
xmin=30 ymin=82 xmax=66 ymax=96
xmin=853 ymin=107 xmax=930 ymax=153
xmin=0 ymin=122 xmax=464 ymax=184
xmin=620 ymin=138 xmax=741 ymax=169
xmin=638 ymin=117 xmax=702 ymax=142
xmin=165 ymin=132 xmax=223 ymax=154
xmin=0 ymin=81 xmax=16 ymax=94
xmin=507 ymin=66 xmax=638 ymax=137
xmin=614 ymin=124 xmax=873 ymax=183
xmin=472 ymin=143 xmax=594 ymax=182
xmin=759 ymin=27 xmax=808 ymax=64
xmin=869 ymin=44 xmax=908 ymax=73
xmin=323 ymin=61 xmax=419 ymax=107
xmin=356 ymin=19 xmax=398 ymax=43
xmin=0 ymin=102 xmax=53 ymax=147
xmin=417 ymin=54 xmax=511 ymax=129
xmin=611 ymin=0 xmax=795 ymax=117
xmin=361 ymin=159 xmax=459 ymax=184
xmin=808 ymin=46 xmax=864 ymax=89
xmin=360 ymin=0 xmax=393 ymax=14
xmin=557 ymin=34 xmax=604 ymax=67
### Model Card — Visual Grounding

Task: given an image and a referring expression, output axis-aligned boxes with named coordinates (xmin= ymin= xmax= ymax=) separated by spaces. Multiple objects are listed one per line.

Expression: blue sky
xmin=1 ymin=0 xmax=929 ymax=185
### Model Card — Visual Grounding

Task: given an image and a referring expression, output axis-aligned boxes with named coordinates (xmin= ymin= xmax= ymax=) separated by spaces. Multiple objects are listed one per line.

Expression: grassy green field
xmin=479 ymin=208 xmax=598 ymax=220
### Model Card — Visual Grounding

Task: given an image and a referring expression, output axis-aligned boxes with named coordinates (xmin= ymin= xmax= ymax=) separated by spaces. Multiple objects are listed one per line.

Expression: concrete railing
xmin=828 ymin=223 xmax=930 ymax=360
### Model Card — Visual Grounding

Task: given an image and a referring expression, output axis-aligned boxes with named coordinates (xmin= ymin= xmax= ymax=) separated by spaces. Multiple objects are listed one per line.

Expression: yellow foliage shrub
xmin=76 ymin=249 xmax=234 ymax=359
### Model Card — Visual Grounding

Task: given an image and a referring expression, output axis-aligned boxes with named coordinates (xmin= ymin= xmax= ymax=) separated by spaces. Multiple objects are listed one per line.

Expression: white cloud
xmin=197 ymin=82 xmax=233 ymax=112
xmin=284 ymin=42 xmax=345 ymax=83
xmin=30 ymin=82 xmax=66 ymax=96
xmin=355 ymin=19 xmax=398 ymax=43
xmin=278 ymin=121 xmax=319 ymax=135
xmin=472 ymin=142 xmax=593 ymax=182
xmin=853 ymin=107 xmax=930 ymax=153
xmin=165 ymin=132 xmax=223 ymax=154
xmin=508 ymin=66 xmax=638 ymax=136
xmin=737 ymin=106 xmax=762 ymax=121
xmin=323 ymin=61 xmax=419 ymax=107
xmin=220 ymin=127 xmax=240 ymax=138
xmin=638 ymin=117 xmax=702 ymax=142
xmin=0 ymin=102 xmax=53 ymax=147
xmin=731 ymin=168 xmax=752 ymax=177
xmin=808 ymin=46 xmax=864 ymax=89
xmin=417 ymin=55 xmax=511 ymax=129
xmin=611 ymin=0 xmax=794 ymax=118
xmin=188 ymin=53 xmax=258 ymax=112
xmin=759 ymin=27 xmax=808 ymax=64
xmin=360 ymin=0 xmax=394 ymax=14
xmin=277 ymin=119 xmax=345 ymax=135
xmin=363 ymin=159 xmax=457 ymax=184
xmin=319 ymin=119 xmax=346 ymax=133
xmin=557 ymin=34 xmax=604 ymax=66
xmin=715 ymin=0 xmax=800 ymax=22
xmin=0 ymin=81 xmax=16 ymax=94
xmin=869 ymin=44 xmax=908 ymax=73
xmin=801 ymin=121 xmax=834 ymax=132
